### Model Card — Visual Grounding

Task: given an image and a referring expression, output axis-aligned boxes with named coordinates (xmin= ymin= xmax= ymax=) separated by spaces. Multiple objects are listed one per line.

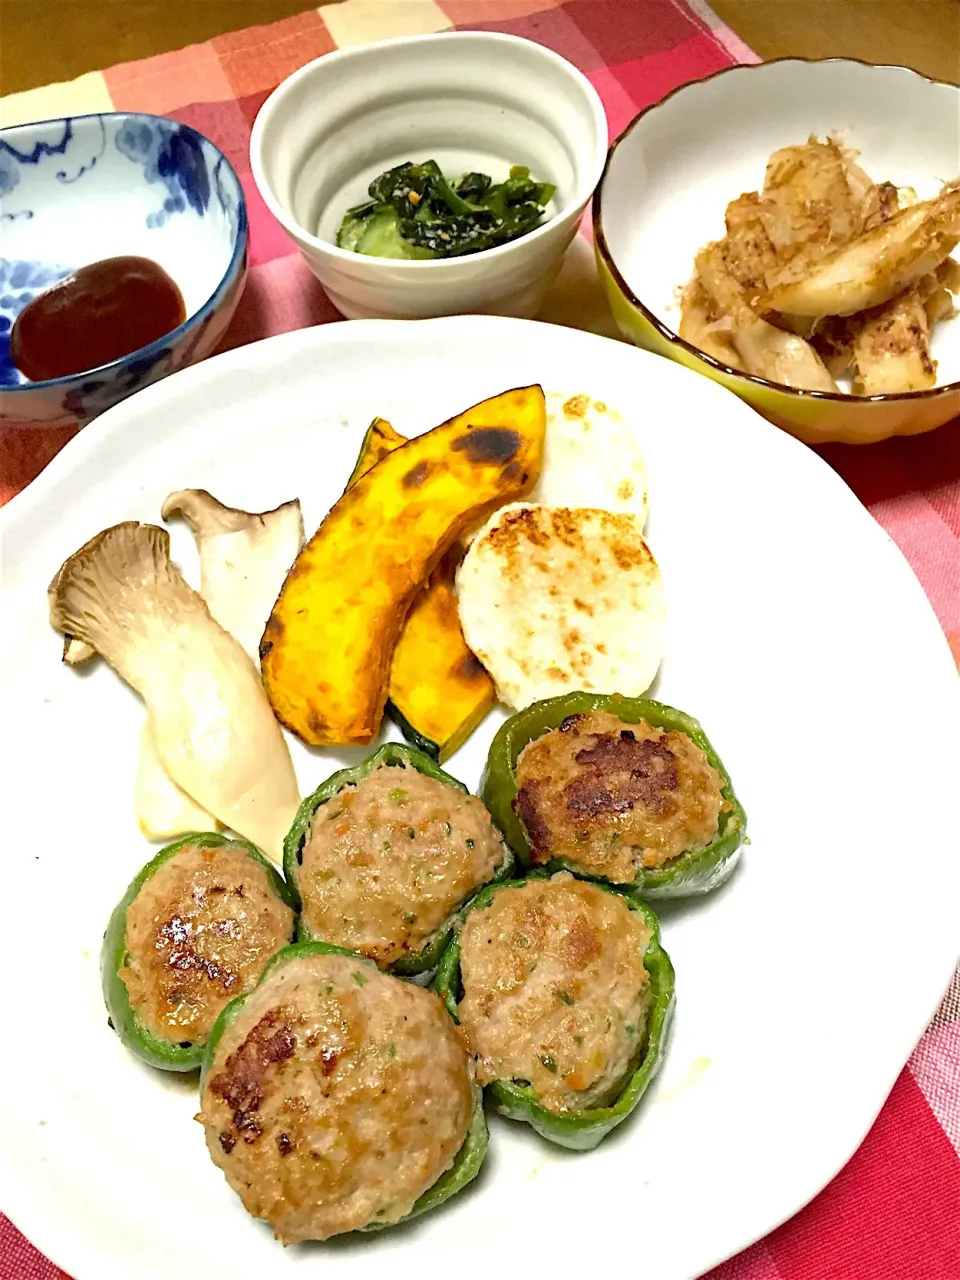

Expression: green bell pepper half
xmin=434 ymin=872 xmax=675 ymax=1151
xmin=283 ymin=742 xmax=514 ymax=976
xmin=101 ymin=831 xmax=296 ymax=1073
xmin=480 ymin=692 xmax=746 ymax=899
xmin=201 ymin=940 xmax=489 ymax=1233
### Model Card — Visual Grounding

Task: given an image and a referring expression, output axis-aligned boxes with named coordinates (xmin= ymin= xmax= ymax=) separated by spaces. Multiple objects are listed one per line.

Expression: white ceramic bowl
xmin=0 ymin=112 xmax=247 ymax=429
xmin=250 ymin=32 xmax=606 ymax=320
xmin=594 ymin=59 xmax=960 ymax=445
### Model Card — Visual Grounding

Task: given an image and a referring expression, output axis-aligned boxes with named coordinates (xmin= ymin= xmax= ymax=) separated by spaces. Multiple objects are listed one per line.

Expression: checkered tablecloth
xmin=1 ymin=2 xmax=957 ymax=1277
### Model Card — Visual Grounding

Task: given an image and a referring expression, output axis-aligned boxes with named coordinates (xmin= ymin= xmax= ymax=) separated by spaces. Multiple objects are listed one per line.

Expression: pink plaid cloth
xmin=1 ymin=3 xmax=957 ymax=1277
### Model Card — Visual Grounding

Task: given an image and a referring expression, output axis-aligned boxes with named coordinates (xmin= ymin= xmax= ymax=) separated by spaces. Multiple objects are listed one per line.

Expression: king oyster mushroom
xmin=135 ymin=717 xmax=216 ymax=839
xmin=160 ymin=490 xmax=304 ymax=662
xmin=136 ymin=491 xmax=303 ymax=838
xmin=49 ymin=522 xmax=301 ymax=861
xmin=63 ymin=636 xmax=96 ymax=664
xmin=60 ymin=495 xmax=305 ymax=841
xmin=61 ymin=617 xmax=211 ymax=841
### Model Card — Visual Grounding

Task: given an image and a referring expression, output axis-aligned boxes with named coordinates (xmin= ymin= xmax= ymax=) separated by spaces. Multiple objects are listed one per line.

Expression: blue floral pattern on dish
xmin=56 ymin=117 xmax=107 ymax=185
xmin=0 ymin=112 xmax=248 ymax=428
xmin=0 ymin=150 xmax=21 ymax=196
xmin=115 ymin=118 xmax=212 ymax=227
xmin=0 ymin=119 xmax=73 ymax=169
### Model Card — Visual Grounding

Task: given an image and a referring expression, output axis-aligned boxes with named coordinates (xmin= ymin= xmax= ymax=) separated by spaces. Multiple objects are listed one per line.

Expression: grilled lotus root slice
xmin=260 ymin=385 xmax=546 ymax=746
xmin=48 ymin=522 xmax=300 ymax=862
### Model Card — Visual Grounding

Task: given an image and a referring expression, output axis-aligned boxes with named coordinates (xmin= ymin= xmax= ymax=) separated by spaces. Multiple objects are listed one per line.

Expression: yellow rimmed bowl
xmin=593 ymin=58 xmax=960 ymax=446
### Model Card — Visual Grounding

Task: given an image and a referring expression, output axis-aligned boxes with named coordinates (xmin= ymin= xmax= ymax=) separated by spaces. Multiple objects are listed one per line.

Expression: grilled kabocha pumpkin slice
xmin=260 ymin=386 xmax=546 ymax=745
xmin=344 ymin=416 xmax=406 ymax=488
xmin=346 ymin=420 xmax=497 ymax=762
xmin=387 ymin=560 xmax=497 ymax=761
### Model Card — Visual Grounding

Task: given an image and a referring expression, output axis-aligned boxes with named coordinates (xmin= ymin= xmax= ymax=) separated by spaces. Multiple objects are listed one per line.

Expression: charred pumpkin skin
xmin=346 ymin=426 xmax=498 ymax=763
xmin=261 ymin=387 xmax=546 ymax=746
xmin=344 ymin=417 xmax=406 ymax=488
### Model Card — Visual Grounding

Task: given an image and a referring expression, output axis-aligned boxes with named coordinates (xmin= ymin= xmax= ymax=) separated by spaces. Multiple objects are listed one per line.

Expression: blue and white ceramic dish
xmin=0 ymin=112 xmax=247 ymax=429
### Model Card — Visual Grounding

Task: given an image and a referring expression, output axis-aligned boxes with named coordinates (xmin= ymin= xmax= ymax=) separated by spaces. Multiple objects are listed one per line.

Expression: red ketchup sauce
xmin=10 ymin=255 xmax=186 ymax=381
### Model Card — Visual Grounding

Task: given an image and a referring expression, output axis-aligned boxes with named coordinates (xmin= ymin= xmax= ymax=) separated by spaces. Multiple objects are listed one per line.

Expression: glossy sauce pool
xmin=10 ymin=256 xmax=186 ymax=381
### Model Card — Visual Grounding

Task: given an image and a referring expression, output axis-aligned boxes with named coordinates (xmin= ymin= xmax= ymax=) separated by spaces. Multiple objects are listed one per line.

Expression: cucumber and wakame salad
xmin=336 ymin=161 xmax=555 ymax=260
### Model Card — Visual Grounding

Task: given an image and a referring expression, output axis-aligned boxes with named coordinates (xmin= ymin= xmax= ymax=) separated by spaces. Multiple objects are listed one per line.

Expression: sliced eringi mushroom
xmin=160 ymin=489 xmax=304 ymax=663
xmin=123 ymin=490 xmax=306 ymax=840
xmin=134 ymin=491 xmax=304 ymax=840
xmin=62 ymin=635 xmax=96 ymax=665
xmin=49 ymin=522 xmax=301 ymax=862
xmin=135 ymin=717 xmax=215 ymax=837
xmin=69 ymin=623 xmax=223 ymax=840
xmin=59 ymin=558 xmax=218 ymax=842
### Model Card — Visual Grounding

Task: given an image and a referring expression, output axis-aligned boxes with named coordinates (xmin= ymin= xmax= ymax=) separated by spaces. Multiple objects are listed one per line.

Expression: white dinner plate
xmin=1 ymin=316 xmax=958 ymax=1280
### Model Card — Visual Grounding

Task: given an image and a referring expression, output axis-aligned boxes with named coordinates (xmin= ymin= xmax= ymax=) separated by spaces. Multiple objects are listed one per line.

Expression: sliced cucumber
xmin=336 ymin=214 xmax=370 ymax=253
xmin=356 ymin=210 xmax=434 ymax=260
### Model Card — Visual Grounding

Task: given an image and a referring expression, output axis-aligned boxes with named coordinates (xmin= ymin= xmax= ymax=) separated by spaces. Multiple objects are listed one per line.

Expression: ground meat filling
xmin=120 ymin=844 xmax=294 ymax=1045
xmin=514 ymin=711 xmax=726 ymax=882
xmin=197 ymin=953 xmax=473 ymax=1243
xmin=457 ymin=873 xmax=652 ymax=1113
xmin=298 ymin=762 xmax=508 ymax=965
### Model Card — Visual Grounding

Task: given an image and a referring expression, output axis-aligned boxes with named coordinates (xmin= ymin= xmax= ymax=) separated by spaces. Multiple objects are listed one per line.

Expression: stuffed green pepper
xmin=102 ymin=831 xmax=296 ymax=1071
xmin=481 ymin=692 xmax=746 ymax=898
xmin=283 ymin=742 xmax=513 ymax=975
xmin=435 ymin=871 xmax=674 ymax=1150
xmin=198 ymin=940 xmax=487 ymax=1241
